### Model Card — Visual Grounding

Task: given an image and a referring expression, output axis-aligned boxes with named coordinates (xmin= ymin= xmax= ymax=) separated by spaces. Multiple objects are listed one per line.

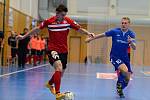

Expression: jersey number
xmin=51 ymin=51 xmax=59 ymax=59
xmin=116 ymin=59 xmax=121 ymax=64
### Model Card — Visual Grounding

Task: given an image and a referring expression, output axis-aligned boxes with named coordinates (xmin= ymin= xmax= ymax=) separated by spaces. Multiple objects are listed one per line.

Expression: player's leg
xmin=117 ymin=63 xmax=131 ymax=98
xmin=59 ymin=53 xmax=68 ymax=77
xmin=39 ymin=50 xmax=43 ymax=64
xmin=118 ymin=64 xmax=131 ymax=88
xmin=11 ymin=48 xmax=16 ymax=65
xmin=36 ymin=50 xmax=40 ymax=64
xmin=27 ymin=49 xmax=32 ymax=64
xmin=53 ymin=60 xmax=66 ymax=99
xmin=17 ymin=49 xmax=22 ymax=68
xmin=110 ymin=57 xmax=126 ymax=98
xmin=46 ymin=51 xmax=65 ymax=99
xmin=32 ymin=49 xmax=37 ymax=66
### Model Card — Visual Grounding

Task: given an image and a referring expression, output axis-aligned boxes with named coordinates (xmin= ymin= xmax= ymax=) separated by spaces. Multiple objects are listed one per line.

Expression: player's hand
xmin=128 ymin=36 xmax=135 ymax=44
xmin=16 ymin=35 xmax=24 ymax=40
xmin=87 ymin=33 xmax=95 ymax=38
xmin=85 ymin=37 xmax=93 ymax=43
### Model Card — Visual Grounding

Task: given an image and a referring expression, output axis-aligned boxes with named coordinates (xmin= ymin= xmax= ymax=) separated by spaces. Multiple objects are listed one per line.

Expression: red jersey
xmin=39 ymin=16 xmax=81 ymax=53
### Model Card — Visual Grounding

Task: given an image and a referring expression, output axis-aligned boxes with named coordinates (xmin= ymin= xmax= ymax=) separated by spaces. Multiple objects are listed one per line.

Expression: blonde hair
xmin=122 ymin=17 xmax=131 ymax=23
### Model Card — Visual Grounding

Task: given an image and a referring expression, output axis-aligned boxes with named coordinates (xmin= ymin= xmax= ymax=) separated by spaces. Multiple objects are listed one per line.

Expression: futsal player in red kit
xmin=17 ymin=4 xmax=94 ymax=99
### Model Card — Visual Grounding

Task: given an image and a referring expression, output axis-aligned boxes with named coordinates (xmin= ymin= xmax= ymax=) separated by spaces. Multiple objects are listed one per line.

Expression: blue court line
xmin=0 ymin=64 xmax=49 ymax=77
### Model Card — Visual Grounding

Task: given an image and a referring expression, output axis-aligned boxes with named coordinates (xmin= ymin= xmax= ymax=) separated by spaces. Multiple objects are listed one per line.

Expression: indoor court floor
xmin=0 ymin=63 xmax=150 ymax=100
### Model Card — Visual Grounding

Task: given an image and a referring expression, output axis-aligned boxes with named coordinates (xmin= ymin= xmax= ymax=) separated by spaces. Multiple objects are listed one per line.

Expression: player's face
xmin=121 ymin=19 xmax=130 ymax=31
xmin=56 ymin=11 xmax=67 ymax=22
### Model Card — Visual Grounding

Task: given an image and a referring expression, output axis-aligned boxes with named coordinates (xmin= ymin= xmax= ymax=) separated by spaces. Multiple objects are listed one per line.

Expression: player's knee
xmin=119 ymin=64 xmax=128 ymax=73
xmin=54 ymin=61 xmax=63 ymax=71
xmin=55 ymin=65 xmax=63 ymax=71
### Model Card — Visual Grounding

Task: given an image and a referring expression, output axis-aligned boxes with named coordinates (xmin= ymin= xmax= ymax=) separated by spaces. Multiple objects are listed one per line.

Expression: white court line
xmin=0 ymin=64 xmax=49 ymax=77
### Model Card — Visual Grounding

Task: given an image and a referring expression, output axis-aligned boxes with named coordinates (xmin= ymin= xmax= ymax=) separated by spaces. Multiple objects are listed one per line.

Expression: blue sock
xmin=122 ymin=79 xmax=129 ymax=89
xmin=117 ymin=73 xmax=129 ymax=89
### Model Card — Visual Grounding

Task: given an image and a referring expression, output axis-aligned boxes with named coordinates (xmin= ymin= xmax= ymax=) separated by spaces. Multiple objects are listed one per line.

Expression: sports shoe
xmin=116 ymin=82 xmax=125 ymax=98
xmin=45 ymin=82 xmax=56 ymax=95
xmin=56 ymin=93 xmax=65 ymax=100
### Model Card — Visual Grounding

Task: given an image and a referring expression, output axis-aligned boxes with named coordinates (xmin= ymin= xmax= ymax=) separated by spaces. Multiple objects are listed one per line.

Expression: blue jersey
xmin=105 ymin=28 xmax=136 ymax=60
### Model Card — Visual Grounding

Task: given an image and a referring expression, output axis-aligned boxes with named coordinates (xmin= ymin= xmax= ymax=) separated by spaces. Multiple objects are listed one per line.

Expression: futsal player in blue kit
xmin=86 ymin=17 xmax=136 ymax=98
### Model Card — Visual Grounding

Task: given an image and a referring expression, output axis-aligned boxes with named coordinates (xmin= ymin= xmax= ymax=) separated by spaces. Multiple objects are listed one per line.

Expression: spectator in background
xmin=30 ymin=34 xmax=38 ymax=66
xmin=39 ymin=35 xmax=46 ymax=64
xmin=36 ymin=35 xmax=42 ymax=64
xmin=18 ymin=28 xmax=30 ymax=68
xmin=26 ymin=38 xmax=32 ymax=64
xmin=8 ymin=31 xmax=17 ymax=65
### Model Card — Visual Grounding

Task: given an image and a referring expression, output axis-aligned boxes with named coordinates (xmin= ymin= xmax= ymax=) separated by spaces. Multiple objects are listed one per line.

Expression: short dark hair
xmin=56 ymin=4 xmax=68 ymax=12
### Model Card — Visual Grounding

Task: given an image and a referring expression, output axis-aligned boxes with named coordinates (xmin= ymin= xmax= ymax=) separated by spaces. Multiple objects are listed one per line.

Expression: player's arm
xmin=17 ymin=27 xmax=41 ymax=40
xmin=66 ymin=17 xmax=94 ymax=37
xmin=128 ymin=36 xmax=136 ymax=50
xmin=77 ymin=28 xmax=95 ymax=38
xmin=24 ymin=27 xmax=41 ymax=39
xmin=85 ymin=33 xmax=106 ymax=43
xmin=130 ymin=41 xmax=136 ymax=50
xmin=85 ymin=28 xmax=114 ymax=43
xmin=17 ymin=18 xmax=49 ymax=40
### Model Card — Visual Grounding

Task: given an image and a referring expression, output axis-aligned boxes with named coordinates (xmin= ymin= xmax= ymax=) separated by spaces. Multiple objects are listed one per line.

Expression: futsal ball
xmin=64 ymin=91 xmax=75 ymax=100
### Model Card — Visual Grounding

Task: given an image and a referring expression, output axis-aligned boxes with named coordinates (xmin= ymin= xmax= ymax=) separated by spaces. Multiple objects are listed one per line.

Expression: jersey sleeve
xmin=65 ymin=17 xmax=81 ymax=30
xmin=105 ymin=29 xmax=114 ymax=37
xmin=39 ymin=19 xmax=49 ymax=29
xmin=129 ymin=32 xmax=136 ymax=38
xmin=129 ymin=32 xmax=136 ymax=43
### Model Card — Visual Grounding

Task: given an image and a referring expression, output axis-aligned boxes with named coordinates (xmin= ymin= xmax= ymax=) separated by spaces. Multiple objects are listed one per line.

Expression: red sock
xmin=53 ymin=71 xmax=62 ymax=93
xmin=49 ymin=74 xmax=54 ymax=85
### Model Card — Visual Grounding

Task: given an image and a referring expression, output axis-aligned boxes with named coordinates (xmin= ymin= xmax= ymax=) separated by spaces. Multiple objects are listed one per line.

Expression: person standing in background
xmin=30 ymin=34 xmax=38 ymax=66
xmin=39 ymin=35 xmax=46 ymax=64
xmin=36 ymin=35 xmax=42 ymax=64
xmin=8 ymin=31 xmax=17 ymax=65
xmin=26 ymin=40 xmax=32 ymax=64
xmin=18 ymin=28 xmax=30 ymax=68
